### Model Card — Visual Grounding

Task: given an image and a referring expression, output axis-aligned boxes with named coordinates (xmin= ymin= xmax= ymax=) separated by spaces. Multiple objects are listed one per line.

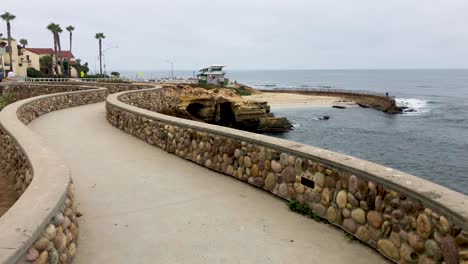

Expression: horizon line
xmin=113 ymin=68 xmax=468 ymax=72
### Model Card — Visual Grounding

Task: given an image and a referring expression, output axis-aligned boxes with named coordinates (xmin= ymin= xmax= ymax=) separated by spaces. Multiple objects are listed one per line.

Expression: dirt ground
xmin=0 ymin=173 xmax=17 ymax=217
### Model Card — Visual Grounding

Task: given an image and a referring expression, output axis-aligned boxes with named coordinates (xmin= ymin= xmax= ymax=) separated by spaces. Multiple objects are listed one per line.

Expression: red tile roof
xmin=25 ymin=48 xmax=75 ymax=59
xmin=58 ymin=50 xmax=75 ymax=59
xmin=25 ymin=48 xmax=54 ymax=55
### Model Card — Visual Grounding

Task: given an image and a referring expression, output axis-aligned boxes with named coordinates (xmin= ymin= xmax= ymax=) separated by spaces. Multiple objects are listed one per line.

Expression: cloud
xmin=2 ymin=0 xmax=468 ymax=71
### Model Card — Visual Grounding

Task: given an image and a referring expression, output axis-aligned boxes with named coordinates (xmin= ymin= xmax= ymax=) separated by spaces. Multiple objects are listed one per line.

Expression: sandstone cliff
xmin=141 ymin=85 xmax=293 ymax=133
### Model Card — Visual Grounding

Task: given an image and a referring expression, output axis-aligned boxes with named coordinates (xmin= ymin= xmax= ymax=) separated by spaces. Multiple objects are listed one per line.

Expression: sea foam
xmin=396 ymin=98 xmax=430 ymax=115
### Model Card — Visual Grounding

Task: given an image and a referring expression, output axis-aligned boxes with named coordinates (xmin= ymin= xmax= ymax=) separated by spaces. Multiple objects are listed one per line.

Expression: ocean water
xmin=122 ymin=69 xmax=468 ymax=195
xmin=229 ymin=70 xmax=468 ymax=195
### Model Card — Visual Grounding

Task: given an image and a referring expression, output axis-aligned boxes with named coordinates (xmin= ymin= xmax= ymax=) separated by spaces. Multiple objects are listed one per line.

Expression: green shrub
xmin=85 ymin=74 xmax=109 ymax=79
xmin=344 ymin=232 xmax=356 ymax=241
xmin=287 ymin=200 xmax=328 ymax=223
xmin=287 ymin=200 xmax=358 ymax=242
xmin=0 ymin=94 xmax=15 ymax=111
xmin=230 ymin=86 xmax=252 ymax=96
xmin=27 ymin=67 xmax=43 ymax=78
xmin=188 ymin=83 xmax=221 ymax=90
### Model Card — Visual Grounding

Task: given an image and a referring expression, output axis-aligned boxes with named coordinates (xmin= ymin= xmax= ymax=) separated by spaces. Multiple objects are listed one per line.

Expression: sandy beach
xmin=244 ymin=92 xmax=356 ymax=108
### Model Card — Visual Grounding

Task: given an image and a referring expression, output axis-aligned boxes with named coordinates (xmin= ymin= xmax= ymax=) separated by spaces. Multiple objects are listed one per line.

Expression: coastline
xmin=243 ymin=92 xmax=356 ymax=108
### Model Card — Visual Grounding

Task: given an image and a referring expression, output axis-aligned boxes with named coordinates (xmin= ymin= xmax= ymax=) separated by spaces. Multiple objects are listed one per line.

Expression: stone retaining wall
xmin=107 ymin=88 xmax=468 ymax=264
xmin=0 ymin=87 xmax=107 ymax=264
xmin=20 ymin=82 xmax=154 ymax=94
xmin=0 ymin=82 xmax=153 ymax=102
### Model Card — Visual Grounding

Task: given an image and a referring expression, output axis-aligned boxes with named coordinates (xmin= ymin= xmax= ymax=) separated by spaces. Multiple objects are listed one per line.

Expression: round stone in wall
xmin=348 ymin=175 xmax=358 ymax=193
xmin=314 ymin=172 xmax=325 ymax=188
xmin=281 ymin=166 xmax=296 ymax=183
xmin=271 ymin=160 xmax=282 ymax=173
xmin=351 ymin=208 xmax=366 ymax=224
xmin=321 ymin=188 xmax=331 ymax=207
xmin=265 ymin=173 xmax=276 ymax=191
xmin=327 ymin=206 xmax=337 ymax=222
xmin=367 ymin=210 xmax=383 ymax=229
xmin=312 ymin=203 xmax=326 ymax=217
xmin=336 ymin=190 xmax=347 ymax=208
xmin=234 ymin=149 xmax=241 ymax=158
xmin=357 ymin=226 xmax=370 ymax=242
xmin=425 ymin=239 xmax=442 ymax=260
xmin=244 ymin=156 xmax=252 ymax=168
xmin=278 ymin=183 xmax=289 ymax=199
xmin=280 ymin=153 xmax=288 ymax=165
xmin=343 ymin=218 xmax=357 ymax=233
xmin=25 ymin=248 xmax=39 ymax=262
xmin=295 ymin=158 xmax=303 ymax=174
xmin=343 ymin=208 xmax=351 ymax=218
xmin=378 ymin=239 xmax=400 ymax=260
xmin=399 ymin=243 xmax=418 ymax=263
xmin=440 ymin=236 xmax=459 ymax=264
xmin=407 ymin=232 xmax=425 ymax=253
xmin=416 ymin=214 xmax=433 ymax=239
xmin=251 ymin=164 xmax=259 ymax=177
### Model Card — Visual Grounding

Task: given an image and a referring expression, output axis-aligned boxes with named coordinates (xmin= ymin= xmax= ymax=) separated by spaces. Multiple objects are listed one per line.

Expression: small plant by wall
xmin=0 ymin=93 xmax=14 ymax=111
xmin=288 ymin=200 xmax=328 ymax=223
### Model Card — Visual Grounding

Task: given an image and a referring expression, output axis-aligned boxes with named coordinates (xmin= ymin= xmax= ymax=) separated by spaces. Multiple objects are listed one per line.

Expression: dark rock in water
xmin=318 ymin=116 xmax=330 ymax=120
xmin=332 ymin=105 xmax=346 ymax=109
xmin=357 ymin=103 xmax=370 ymax=108
xmin=397 ymin=106 xmax=417 ymax=114
xmin=257 ymin=117 xmax=294 ymax=132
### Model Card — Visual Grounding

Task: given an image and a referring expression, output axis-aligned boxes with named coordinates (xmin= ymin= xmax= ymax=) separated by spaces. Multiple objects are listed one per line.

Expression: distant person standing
xmin=7 ymin=71 xmax=15 ymax=79
xmin=4 ymin=71 xmax=16 ymax=82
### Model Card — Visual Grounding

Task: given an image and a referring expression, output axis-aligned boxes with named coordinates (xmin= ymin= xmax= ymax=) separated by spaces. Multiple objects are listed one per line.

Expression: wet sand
xmin=244 ymin=92 xmax=356 ymax=108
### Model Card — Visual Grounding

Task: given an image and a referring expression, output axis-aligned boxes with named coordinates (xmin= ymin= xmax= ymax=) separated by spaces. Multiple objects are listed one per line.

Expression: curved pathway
xmin=28 ymin=102 xmax=387 ymax=264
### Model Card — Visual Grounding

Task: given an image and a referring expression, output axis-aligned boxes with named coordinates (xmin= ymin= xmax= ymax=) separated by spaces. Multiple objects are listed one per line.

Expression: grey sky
xmin=2 ymin=0 xmax=468 ymax=71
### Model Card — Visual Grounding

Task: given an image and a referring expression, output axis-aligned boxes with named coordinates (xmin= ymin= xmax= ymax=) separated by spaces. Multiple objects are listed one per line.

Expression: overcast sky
xmin=2 ymin=0 xmax=468 ymax=71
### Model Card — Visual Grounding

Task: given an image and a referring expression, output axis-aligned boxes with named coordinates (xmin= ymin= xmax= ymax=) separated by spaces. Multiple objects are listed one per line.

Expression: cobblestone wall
xmin=0 ymin=131 xmax=31 ymax=199
xmin=0 ymin=88 xmax=107 ymax=264
xmin=21 ymin=183 xmax=79 ymax=264
xmin=107 ymin=89 xmax=468 ymax=264
xmin=0 ymin=82 xmax=152 ymax=102
xmin=18 ymin=90 xmax=107 ymax=124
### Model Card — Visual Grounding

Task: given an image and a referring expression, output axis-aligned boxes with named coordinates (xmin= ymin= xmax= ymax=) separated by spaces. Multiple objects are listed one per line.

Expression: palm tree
xmin=66 ymin=25 xmax=75 ymax=52
xmin=1 ymin=12 xmax=16 ymax=72
xmin=47 ymin=23 xmax=61 ymax=76
xmin=19 ymin=38 xmax=28 ymax=48
xmin=95 ymin=33 xmax=105 ymax=75
xmin=55 ymin=25 xmax=65 ymax=76
xmin=66 ymin=26 xmax=75 ymax=77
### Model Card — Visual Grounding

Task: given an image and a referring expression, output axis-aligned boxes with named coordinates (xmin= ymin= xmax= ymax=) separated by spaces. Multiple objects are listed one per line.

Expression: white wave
xmin=395 ymin=98 xmax=430 ymax=115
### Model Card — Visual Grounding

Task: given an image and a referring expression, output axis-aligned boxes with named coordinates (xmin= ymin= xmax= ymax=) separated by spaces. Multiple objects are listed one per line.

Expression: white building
xmin=197 ymin=65 xmax=227 ymax=85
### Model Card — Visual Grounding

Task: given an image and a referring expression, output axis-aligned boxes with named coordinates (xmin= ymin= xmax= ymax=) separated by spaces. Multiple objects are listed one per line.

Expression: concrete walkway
xmin=28 ymin=103 xmax=387 ymax=264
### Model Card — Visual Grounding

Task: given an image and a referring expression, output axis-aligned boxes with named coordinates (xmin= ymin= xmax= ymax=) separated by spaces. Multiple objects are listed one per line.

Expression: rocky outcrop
xmin=120 ymin=85 xmax=293 ymax=133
